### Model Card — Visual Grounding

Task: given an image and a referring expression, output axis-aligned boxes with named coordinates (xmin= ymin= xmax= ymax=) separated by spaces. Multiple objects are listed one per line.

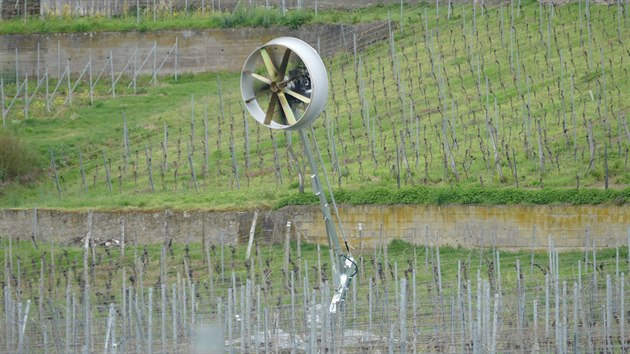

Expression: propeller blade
xmin=278 ymin=49 xmax=292 ymax=78
xmin=277 ymin=92 xmax=297 ymax=125
xmin=245 ymin=84 xmax=271 ymax=103
xmin=259 ymin=48 xmax=278 ymax=80
xmin=246 ymin=71 xmax=272 ymax=85
xmin=264 ymin=93 xmax=278 ymax=125
xmin=284 ymin=88 xmax=311 ymax=104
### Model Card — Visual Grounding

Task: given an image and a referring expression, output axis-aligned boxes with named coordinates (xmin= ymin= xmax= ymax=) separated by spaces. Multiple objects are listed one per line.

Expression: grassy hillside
xmin=0 ymin=5 xmax=390 ymax=34
xmin=1 ymin=0 xmax=629 ymax=210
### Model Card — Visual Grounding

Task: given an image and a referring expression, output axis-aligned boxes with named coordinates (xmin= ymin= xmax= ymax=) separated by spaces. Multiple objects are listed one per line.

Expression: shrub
xmin=0 ymin=133 xmax=42 ymax=184
xmin=274 ymin=185 xmax=630 ymax=209
xmin=281 ymin=10 xmax=313 ymax=29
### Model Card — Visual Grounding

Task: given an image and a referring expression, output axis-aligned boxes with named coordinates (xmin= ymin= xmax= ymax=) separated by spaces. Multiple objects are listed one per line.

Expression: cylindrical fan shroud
xmin=241 ymin=37 xmax=328 ymax=130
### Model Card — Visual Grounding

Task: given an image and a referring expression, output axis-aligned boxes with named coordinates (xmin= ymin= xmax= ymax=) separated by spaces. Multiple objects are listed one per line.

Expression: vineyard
xmin=1 ymin=219 xmax=630 ymax=352
xmin=0 ymin=0 xmax=628 ymax=209
xmin=0 ymin=1 xmax=629 ymax=352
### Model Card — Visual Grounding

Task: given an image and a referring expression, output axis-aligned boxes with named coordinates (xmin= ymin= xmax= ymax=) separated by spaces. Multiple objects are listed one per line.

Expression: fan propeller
xmin=241 ymin=37 xmax=357 ymax=314
xmin=241 ymin=37 xmax=327 ymax=131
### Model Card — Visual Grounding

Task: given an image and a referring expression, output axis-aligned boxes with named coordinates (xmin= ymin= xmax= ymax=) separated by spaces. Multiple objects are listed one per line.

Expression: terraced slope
xmin=1 ymin=1 xmax=629 ymax=209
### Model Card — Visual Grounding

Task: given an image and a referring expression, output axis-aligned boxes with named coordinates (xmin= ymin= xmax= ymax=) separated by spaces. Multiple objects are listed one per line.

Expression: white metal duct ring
xmin=241 ymin=37 xmax=328 ymax=130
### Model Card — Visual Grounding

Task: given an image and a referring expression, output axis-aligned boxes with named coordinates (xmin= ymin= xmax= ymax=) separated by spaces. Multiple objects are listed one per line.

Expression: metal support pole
xmin=298 ymin=128 xmax=356 ymax=313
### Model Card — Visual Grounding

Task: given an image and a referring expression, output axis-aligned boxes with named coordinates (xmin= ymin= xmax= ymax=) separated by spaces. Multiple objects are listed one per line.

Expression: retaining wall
xmin=0 ymin=204 xmax=628 ymax=250
xmin=0 ymin=22 xmax=389 ymax=79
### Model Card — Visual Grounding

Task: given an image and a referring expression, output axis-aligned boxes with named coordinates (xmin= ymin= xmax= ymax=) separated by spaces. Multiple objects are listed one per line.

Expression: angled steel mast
xmin=298 ymin=128 xmax=357 ymax=313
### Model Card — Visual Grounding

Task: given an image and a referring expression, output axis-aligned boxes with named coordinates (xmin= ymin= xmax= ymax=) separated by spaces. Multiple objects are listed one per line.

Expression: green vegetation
xmin=0 ymin=1 xmax=629 ymax=210
xmin=0 ymin=133 xmax=42 ymax=184
xmin=0 ymin=5 xmax=393 ymax=35
xmin=276 ymin=186 xmax=630 ymax=209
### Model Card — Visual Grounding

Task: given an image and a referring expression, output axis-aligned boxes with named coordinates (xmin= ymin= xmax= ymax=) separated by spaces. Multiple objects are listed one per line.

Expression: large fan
xmin=241 ymin=37 xmax=357 ymax=314
xmin=241 ymin=37 xmax=328 ymax=130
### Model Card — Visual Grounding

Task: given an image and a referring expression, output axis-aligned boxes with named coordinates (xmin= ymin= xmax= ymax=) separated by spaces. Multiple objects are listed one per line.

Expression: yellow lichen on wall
xmin=293 ymin=205 xmax=630 ymax=251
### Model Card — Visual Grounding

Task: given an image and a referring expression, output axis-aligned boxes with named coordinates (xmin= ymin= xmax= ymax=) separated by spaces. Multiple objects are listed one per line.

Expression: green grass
xmin=276 ymin=185 xmax=630 ymax=209
xmin=0 ymin=5 xmax=396 ymax=35
xmin=1 ymin=2 xmax=629 ymax=210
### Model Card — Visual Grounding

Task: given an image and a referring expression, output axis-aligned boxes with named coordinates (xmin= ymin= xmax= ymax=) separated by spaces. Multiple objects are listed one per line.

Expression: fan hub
xmin=270 ymin=81 xmax=282 ymax=93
